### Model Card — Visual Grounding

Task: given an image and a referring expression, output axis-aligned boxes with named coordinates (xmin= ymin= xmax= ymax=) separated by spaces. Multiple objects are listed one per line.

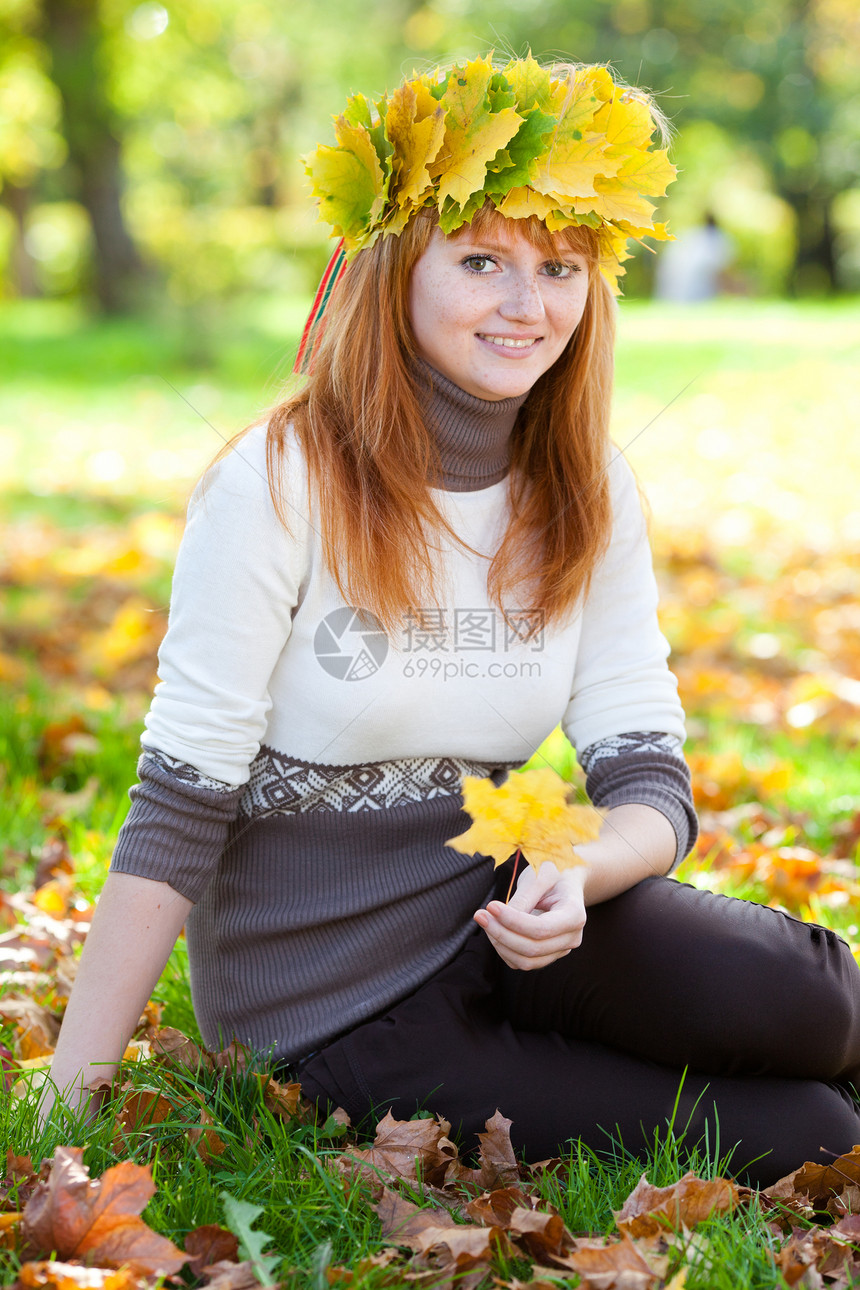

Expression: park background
xmin=1 ymin=2 xmax=860 ymax=1285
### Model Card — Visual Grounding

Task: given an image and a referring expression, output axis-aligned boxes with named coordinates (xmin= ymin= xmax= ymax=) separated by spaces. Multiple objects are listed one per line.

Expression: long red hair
xmin=257 ymin=203 xmax=616 ymax=634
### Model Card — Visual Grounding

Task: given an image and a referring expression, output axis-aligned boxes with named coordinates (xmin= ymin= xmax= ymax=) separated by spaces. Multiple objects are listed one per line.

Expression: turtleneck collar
xmin=412 ymin=358 xmax=529 ymax=492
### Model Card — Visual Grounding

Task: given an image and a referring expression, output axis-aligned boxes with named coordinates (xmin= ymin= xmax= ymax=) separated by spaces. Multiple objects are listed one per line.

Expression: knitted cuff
xmin=110 ymin=751 xmax=243 ymax=903
xmin=578 ymin=732 xmax=698 ymax=870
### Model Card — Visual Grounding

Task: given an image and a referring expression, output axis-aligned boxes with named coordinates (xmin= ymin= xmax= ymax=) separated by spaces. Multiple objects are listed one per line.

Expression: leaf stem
xmin=504 ymin=849 xmax=521 ymax=905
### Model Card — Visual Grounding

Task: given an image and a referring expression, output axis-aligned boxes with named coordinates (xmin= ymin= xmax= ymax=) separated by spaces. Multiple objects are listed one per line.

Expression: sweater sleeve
xmin=578 ymin=732 xmax=698 ymax=871
xmin=110 ymin=750 xmax=243 ymax=902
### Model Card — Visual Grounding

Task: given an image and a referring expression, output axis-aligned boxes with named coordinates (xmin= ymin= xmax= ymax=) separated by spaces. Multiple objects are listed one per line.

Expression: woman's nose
xmin=499 ymin=273 xmax=546 ymax=324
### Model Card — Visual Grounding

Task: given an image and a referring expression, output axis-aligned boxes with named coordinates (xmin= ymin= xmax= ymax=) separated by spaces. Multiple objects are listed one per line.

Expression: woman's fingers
xmin=473 ymin=862 xmax=587 ymax=969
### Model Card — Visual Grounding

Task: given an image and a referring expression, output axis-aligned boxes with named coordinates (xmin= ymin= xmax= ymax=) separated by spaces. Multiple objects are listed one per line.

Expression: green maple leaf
xmin=483 ymin=106 xmax=557 ymax=195
xmin=343 ymin=91 xmax=392 ymax=167
xmin=221 ymin=1191 xmax=278 ymax=1287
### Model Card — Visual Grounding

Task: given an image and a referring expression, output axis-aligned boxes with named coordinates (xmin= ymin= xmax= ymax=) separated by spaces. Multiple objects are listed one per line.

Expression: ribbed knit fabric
xmin=110 ymin=364 xmax=698 ymax=1062
xmin=415 ymin=359 xmax=528 ymax=491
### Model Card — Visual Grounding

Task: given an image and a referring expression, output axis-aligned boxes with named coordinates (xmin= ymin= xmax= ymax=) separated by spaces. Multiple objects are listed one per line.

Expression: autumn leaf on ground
xmin=20 ymin=1146 xmax=185 ymax=1276
xmin=183 ymin=1223 xmax=240 ymax=1270
xmin=765 ymin=1145 xmax=860 ymax=1208
xmin=338 ymin=1110 xmax=459 ymax=1189
xmin=447 ymin=768 xmax=602 ymax=875
xmin=614 ymin=1170 xmax=740 ymax=1239
xmin=444 ymin=1110 xmax=520 ymax=1191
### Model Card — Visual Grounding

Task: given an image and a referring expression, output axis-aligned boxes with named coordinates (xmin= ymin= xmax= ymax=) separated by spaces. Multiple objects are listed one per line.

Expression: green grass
xmin=0 ymin=1052 xmax=793 ymax=1289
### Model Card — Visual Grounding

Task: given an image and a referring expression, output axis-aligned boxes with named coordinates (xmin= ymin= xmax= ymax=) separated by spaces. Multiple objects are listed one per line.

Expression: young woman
xmin=47 ymin=57 xmax=860 ymax=1186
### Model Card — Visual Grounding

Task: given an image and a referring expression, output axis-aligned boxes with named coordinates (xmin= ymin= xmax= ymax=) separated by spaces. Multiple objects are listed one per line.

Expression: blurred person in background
xmin=655 ymin=211 xmax=734 ymax=301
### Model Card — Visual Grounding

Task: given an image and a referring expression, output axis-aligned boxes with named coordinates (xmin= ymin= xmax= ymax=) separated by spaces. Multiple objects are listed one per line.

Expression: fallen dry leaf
xmin=444 ymin=1110 xmax=520 ymax=1190
xmin=614 ymin=1171 xmax=739 ymax=1238
xmin=20 ymin=1146 xmax=186 ymax=1276
xmin=766 ymin=1146 xmax=860 ymax=1208
xmin=198 ymin=1259 xmax=265 ymax=1290
xmin=563 ymin=1233 xmax=662 ymax=1288
xmin=463 ymin=1185 xmax=543 ymax=1227
xmin=373 ymin=1185 xmax=458 ymax=1248
xmin=341 ymin=1110 xmax=459 ymax=1188
xmin=507 ymin=1205 xmax=573 ymax=1264
xmin=183 ymin=1223 xmax=241 ymax=1269
xmin=189 ymin=1107 xmax=229 ymax=1163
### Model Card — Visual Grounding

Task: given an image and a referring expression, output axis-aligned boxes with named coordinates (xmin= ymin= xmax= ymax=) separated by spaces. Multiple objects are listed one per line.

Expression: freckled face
xmin=408 ymin=222 xmax=591 ymax=401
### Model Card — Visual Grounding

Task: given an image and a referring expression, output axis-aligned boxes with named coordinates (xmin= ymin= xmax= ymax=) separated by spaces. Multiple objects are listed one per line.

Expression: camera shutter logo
xmin=313 ymin=608 xmax=388 ymax=681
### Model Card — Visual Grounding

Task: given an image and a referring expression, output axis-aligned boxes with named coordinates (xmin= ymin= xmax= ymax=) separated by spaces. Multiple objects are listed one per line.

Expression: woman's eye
xmin=542 ymin=262 xmax=576 ymax=278
xmin=463 ymin=256 xmax=496 ymax=273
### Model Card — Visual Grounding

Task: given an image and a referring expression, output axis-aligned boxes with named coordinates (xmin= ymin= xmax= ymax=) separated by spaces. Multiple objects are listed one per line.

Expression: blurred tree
xmin=40 ymin=0 xmax=144 ymax=310
xmin=0 ymin=0 xmax=66 ymax=295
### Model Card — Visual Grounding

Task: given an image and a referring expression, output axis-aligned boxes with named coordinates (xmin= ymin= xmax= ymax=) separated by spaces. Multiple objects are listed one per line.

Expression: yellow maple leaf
xmin=446 ymin=768 xmax=603 ymax=876
xmin=496 ymin=186 xmax=560 ymax=221
xmin=386 ymin=82 xmax=446 ymax=208
xmin=432 ymin=57 xmax=524 ymax=209
xmin=501 ymin=54 xmax=555 ymax=112
xmin=532 ymin=128 xmax=619 ymax=203
xmin=594 ymin=88 xmax=656 ymax=152
xmin=305 ymin=117 xmax=385 ymax=245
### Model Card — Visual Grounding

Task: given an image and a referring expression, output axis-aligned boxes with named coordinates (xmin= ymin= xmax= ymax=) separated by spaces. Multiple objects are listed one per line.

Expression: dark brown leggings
xmin=298 ymin=876 xmax=860 ymax=1187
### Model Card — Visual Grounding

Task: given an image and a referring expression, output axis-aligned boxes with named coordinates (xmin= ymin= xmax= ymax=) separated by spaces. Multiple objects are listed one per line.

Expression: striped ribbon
xmin=293 ymin=239 xmax=348 ymax=376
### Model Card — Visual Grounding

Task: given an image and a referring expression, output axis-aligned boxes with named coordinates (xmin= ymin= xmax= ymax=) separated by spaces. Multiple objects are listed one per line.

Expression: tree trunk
xmin=1 ymin=183 xmax=41 ymax=297
xmin=41 ymin=0 xmax=144 ymax=312
xmin=784 ymin=190 xmax=838 ymax=294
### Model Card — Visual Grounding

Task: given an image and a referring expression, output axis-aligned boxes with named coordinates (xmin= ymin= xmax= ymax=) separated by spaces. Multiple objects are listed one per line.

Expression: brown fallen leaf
xmin=149 ymin=1026 xmax=214 ymax=1072
xmin=464 ymin=1185 xmax=543 ymax=1227
xmin=20 ymin=1146 xmax=186 ymax=1276
xmin=16 ymin=1260 xmax=147 ymax=1290
xmin=341 ymin=1110 xmax=459 ymax=1187
xmin=563 ymin=1233 xmax=661 ymax=1289
xmin=374 ymin=1185 xmax=458 ymax=1248
xmin=33 ymin=837 xmax=75 ymax=890
xmin=111 ymin=1086 xmax=177 ymax=1151
xmin=614 ymin=1170 xmax=740 ymax=1238
xmin=507 ymin=1206 xmax=573 ymax=1264
xmin=199 ymin=1259 xmax=266 ymax=1290
xmin=413 ymin=1222 xmax=502 ymax=1263
xmin=184 ymin=1223 xmax=241 ymax=1269
xmin=766 ymin=1147 xmax=860 ymax=1208
xmin=0 ymin=1000 xmax=61 ymax=1059
xmin=444 ymin=1110 xmax=519 ymax=1190
xmin=212 ymin=1041 xmax=254 ymax=1074
xmin=189 ymin=1107 xmax=229 ymax=1163
xmin=2 ymin=1149 xmax=39 ymax=1211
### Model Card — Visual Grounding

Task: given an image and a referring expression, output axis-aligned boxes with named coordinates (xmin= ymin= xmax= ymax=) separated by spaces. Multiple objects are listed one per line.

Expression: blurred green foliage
xmin=0 ymin=0 xmax=858 ymax=310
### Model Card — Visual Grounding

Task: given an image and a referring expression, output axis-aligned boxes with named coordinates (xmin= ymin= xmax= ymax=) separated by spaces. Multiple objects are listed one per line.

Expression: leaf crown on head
xmin=304 ymin=53 xmax=676 ymax=293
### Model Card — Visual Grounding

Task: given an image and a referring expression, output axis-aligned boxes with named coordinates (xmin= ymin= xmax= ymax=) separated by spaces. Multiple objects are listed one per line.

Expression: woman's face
xmin=408 ymin=221 xmax=590 ymax=401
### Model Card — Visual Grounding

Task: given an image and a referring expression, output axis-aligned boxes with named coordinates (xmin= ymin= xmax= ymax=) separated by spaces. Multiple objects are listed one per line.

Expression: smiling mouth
xmin=477 ymin=334 xmax=540 ymax=349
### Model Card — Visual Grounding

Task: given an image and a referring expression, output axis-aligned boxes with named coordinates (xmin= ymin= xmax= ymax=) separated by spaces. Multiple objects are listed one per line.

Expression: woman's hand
xmin=473 ymin=862 xmax=586 ymax=971
xmin=472 ymin=803 xmax=679 ymax=971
